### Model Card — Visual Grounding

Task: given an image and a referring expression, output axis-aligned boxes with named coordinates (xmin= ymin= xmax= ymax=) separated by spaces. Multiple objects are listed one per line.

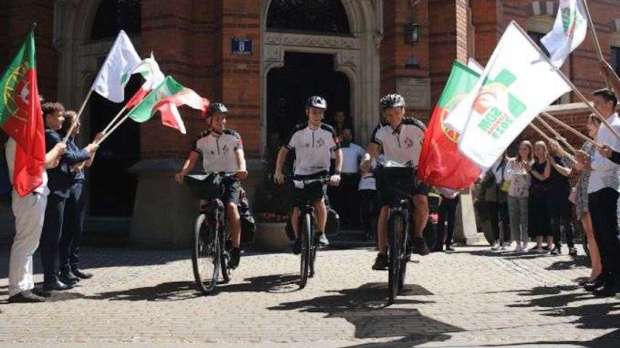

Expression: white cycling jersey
xmin=192 ymin=129 xmax=243 ymax=173
xmin=371 ymin=117 xmax=426 ymax=167
xmin=285 ymin=122 xmax=340 ymax=176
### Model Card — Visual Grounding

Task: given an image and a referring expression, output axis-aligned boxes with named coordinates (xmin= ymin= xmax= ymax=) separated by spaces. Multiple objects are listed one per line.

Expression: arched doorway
xmin=260 ymin=0 xmax=383 ymax=155
xmin=55 ymin=0 xmax=142 ymax=227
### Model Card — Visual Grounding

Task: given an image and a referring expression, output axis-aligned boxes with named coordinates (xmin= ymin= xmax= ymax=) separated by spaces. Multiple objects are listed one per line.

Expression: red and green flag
xmin=0 ymin=31 xmax=45 ymax=196
xmin=417 ymin=61 xmax=481 ymax=190
xmin=126 ymin=76 xmax=209 ymax=134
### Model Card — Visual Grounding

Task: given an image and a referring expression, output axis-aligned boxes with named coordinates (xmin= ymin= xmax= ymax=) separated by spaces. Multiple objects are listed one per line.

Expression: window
xmin=91 ymin=0 xmax=141 ymax=40
xmin=527 ymin=31 xmax=550 ymax=57
xmin=612 ymin=46 xmax=620 ymax=77
xmin=266 ymin=0 xmax=350 ymax=35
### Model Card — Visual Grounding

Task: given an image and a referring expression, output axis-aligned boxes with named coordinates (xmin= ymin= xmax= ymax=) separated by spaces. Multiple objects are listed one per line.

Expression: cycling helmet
xmin=209 ymin=102 xmax=229 ymax=114
xmin=305 ymin=96 xmax=327 ymax=110
xmin=380 ymin=93 xmax=406 ymax=110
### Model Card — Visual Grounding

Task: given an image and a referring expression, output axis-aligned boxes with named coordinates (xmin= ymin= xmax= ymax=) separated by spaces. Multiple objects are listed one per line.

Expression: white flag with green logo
xmin=541 ymin=0 xmax=587 ymax=68
xmin=447 ymin=21 xmax=571 ymax=169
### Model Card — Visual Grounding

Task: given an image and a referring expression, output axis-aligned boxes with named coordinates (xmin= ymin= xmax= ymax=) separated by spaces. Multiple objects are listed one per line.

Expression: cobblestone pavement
xmin=0 ymin=244 xmax=619 ymax=347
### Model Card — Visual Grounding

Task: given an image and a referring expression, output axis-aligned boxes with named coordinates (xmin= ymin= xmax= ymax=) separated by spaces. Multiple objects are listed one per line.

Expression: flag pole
xmin=582 ymin=0 xmax=605 ymax=62
xmin=101 ymin=105 xmax=128 ymax=134
xmin=511 ymin=22 xmax=620 ymax=140
xmin=96 ymin=113 xmax=131 ymax=145
xmin=62 ymin=88 xmax=93 ymax=143
xmin=535 ymin=115 xmax=577 ymax=153
xmin=529 ymin=123 xmax=576 ymax=163
xmin=540 ymin=112 xmax=600 ymax=147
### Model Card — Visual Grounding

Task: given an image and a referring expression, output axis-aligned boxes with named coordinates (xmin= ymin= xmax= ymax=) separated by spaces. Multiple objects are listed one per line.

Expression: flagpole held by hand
xmin=535 ymin=115 xmax=577 ymax=153
xmin=529 ymin=123 xmax=576 ymax=164
xmin=96 ymin=113 xmax=131 ymax=145
xmin=540 ymin=112 xmax=601 ymax=148
xmin=101 ymin=105 xmax=128 ymax=134
xmin=63 ymin=89 xmax=93 ymax=143
xmin=582 ymin=0 xmax=605 ymax=63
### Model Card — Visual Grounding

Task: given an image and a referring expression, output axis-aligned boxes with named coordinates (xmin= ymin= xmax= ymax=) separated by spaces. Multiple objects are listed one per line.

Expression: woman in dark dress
xmin=524 ymin=141 xmax=553 ymax=253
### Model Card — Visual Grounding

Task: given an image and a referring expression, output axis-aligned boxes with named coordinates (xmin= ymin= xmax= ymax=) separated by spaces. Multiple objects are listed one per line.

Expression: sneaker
xmin=550 ymin=247 xmax=561 ymax=256
xmin=372 ymin=253 xmax=388 ymax=270
xmin=514 ymin=244 xmax=523 ymax=253
xmin=569 ymin=247 xmax=578 ymax=256
xmin=490 ymin=242 xmax=500 ymax=251
xmin=315 ymin=233 xmax=329 ymax=247
xmin=445 ymin=245 xmax=455 ymax=252
xmin=292 ymin=238 xmax=302 ymax=255
xmin=411 ymin=236 xmax=430 ymax=256
xmin=230 ymin=247 xmax=241 ymax=269
xmin=542 ymin=245 xmax=551 ymax=251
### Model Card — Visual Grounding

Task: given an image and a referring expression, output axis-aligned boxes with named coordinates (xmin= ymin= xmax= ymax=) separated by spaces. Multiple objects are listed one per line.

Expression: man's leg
xmin=446 ymin=198 xmax=459 ymax=248
xmin=590 ymin=189 xmax=620 ymax=296
xmin=9 ymin=192 xmax=47 ymax=298
xmin=371 ymin=206 xmax=389 ymax=270
xmin=40 ymin=195 xmax=66 ymax=285
xmin=59 ymin=184 xmax=80 ymax=282
xmin=411 ymin=194 xmax=430 ymax=255
xmin=226 ymin=202 xmax=242 ymax=268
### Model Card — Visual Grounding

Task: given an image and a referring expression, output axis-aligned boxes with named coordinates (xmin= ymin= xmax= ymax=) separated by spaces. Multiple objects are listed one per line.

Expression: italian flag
xmin=417 ymin=61 xmax=481 ymax=190
xmin=125 ymin=76 xmax=209 ymax=134
xmin=0 ymin=31 xmax=45 ymax=196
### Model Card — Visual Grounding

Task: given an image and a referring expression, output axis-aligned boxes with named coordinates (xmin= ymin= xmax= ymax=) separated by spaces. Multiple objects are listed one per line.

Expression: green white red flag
xmin=541 ymin=0 xmax=587 ymax=68
xmin=125 ymin=76 xmax=209 ymax=134
xmin=0 ymin=31 xmax=45 ymax=196
xmin=444 ymin=22 xmax=572 ymax=169
xmin=417 ymin=61 xmax=481 ymax=189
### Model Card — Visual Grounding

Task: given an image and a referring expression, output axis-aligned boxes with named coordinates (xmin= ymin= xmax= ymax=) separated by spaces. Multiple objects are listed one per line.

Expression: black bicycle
xmin=376 ymin=165 xmax=416 ymax=304
xmin=291 ymin=176 xmax=332 ymax=289
xmin=185 ymin=173 xmax=237 ymax=294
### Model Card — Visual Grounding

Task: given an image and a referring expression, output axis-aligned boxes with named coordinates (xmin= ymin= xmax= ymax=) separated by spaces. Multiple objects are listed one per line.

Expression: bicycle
xmin=375 ymin=164 xmax=416 ymax=304
xmin=290 ymin=175 xmax=332 ymax=289
xmin=185 ymin=173 xmax=237 ymax=294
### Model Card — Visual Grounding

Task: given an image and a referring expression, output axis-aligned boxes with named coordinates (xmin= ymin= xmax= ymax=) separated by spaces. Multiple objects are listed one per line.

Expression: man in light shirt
xmin=334 ymin=128 xmax=365 ymax=229
xmin=576 ymin=88 xmax=620 ymax=297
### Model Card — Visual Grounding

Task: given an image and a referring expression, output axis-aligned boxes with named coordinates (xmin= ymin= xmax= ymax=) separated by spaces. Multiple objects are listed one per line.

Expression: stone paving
xmin=0 ymin=244 xmax=619 ymax=347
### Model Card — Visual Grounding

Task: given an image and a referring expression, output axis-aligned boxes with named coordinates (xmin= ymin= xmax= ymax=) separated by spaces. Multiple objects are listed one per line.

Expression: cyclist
xmin=274 ymin=96 xmax=342 ymax=253
xmin=362 ymin=93 xmax=430 ymax=270
xmin=175 ymin=102 xmax=248 ymax=269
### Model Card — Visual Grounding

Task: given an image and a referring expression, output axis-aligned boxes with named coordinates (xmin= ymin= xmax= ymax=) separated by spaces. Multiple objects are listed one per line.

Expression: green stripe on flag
xmin=0 ymin=31 xmax=35 ymax=125
xmin=126 ymin=76 xmax=184 ymax=123
xmin=437 ymin=61 xmax=480 ymax=109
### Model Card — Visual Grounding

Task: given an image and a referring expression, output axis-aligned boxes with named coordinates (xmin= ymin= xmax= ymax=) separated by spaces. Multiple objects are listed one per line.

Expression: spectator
xmin=524 ymin=141 xmax=553 ymax=253
xmin=485 ymin=155 xmax=511 ymax=250
xmin=547 ymin=140 xmax=576 ymax=256
xmin=436 ymin=187 xmax=459 ymax=252
xmin=334 ymin=128 xmax=364 ymax=229
xmin=331 ymin=111 xmax=352 ymax=138
xmin=57 ymin=111 xmax=103 ymax=284
xmin=505 ymin=140 xmax=533 ymax=252
xmin=40 ymin=104 xmax=99 ymax=292
xmin=358 ymin=159 xmax=379 ymax=240
xmin=573 ymin=114 xmax=602 ymax=284
xmin=6 ymin=102 xmax=66 ymax=303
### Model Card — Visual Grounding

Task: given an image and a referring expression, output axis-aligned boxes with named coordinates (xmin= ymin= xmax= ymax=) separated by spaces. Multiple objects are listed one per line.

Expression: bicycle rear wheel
xmin=192 ymin=213 xmax=220 ymax=294
xmin=388 ymin=211 xmax=405 ymax=304
xmin=299 ymin=213 xmax=312 ymax=289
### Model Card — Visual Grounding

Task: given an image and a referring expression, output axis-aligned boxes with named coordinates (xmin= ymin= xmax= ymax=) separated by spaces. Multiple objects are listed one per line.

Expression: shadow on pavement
xmin=504 ymin=284 xmax=620 ymax=348
xmin=219 ymin=273 xmax=302 ymax=293
xmin=82 ymin=281 xmax=201 ymax=302
xmin=267 ymin=282 xmax=457 ymax=346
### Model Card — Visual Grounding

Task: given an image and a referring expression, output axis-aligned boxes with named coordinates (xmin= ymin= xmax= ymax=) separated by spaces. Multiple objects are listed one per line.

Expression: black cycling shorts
xmin=292 ymin=171 xmax=328 ymax=208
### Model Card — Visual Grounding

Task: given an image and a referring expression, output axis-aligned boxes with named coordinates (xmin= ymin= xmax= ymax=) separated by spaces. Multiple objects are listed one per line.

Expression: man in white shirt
xmin=333 ymin=128 xmax=364 ymax=228
xmin=5 ymin=108 xmax=66 ymax=303
xmin=175 ymin=103 xmax=248 ymax=269
xmin=274 ymin=96 xmax=342 ymax=253
xmin=576 ymin=88 xmax=620 ymax=297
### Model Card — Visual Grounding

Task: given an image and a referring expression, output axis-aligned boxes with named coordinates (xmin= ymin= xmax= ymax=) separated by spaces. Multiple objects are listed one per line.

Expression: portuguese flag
xmin=417 ymin=61 xmax=481 ymax=190
xmin=0 ymin=31 xmax=45 ymax=196
xmin=126 ymin=76 xmax=208 ymax=134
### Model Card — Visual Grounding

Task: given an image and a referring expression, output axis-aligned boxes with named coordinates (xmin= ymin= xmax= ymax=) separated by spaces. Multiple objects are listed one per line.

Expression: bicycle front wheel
xmin=388 ymin=211 xmax=405 ymax=304
xmin=299 ymin=213 xmax=312 ymax=289
xmin=192 ymin=213 xmax=220 ymax=294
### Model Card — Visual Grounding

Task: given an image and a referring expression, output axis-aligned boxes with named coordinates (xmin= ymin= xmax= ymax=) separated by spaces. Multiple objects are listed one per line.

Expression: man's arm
xmin=274 ymin=146 xmax=289 ymax=184
xmin=174 ymin=151 xmax=200 ymax=184
xmin=45 ymin=143 xmax=66 ymax=169
xmin=549 ymin=157 xmax=572 ymax=177
xmin=235 ymin=148 xmax=248 ymax=180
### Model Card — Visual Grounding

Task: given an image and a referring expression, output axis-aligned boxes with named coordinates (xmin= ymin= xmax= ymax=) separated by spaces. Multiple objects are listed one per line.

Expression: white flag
xmin=450 ymin=22 xmax=572 ymax=169
xmin=90 ymin=30 xmax=141 ymax=103
xmin=541 ymin=0 xmax=587 ymax=68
